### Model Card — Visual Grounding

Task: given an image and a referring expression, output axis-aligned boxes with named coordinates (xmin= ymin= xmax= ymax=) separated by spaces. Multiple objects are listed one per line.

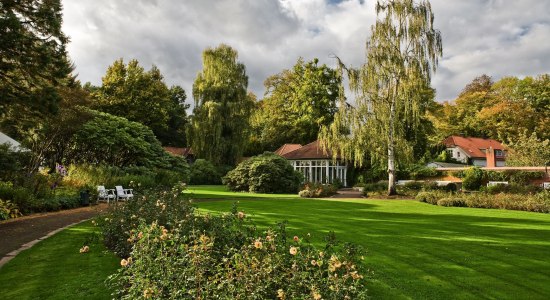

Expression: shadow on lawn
xmin=197 ymin=197 xmax=550 ymax=300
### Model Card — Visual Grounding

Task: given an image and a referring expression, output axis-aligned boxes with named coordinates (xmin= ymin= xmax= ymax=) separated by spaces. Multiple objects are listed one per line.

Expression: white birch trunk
xmin=387 ymin=100 xmax=397 ymax=195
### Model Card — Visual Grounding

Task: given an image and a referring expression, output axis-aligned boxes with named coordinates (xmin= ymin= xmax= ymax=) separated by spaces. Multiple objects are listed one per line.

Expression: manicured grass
xmin=2 ymin=186 xmax=549 ymax=299
xmin=186 ymin=185 xmax=300 ymax=199
xmin=194 ymin=186 xmax=550 ymax=300
xmin=0 ymin=221 xmax=119 ymax=300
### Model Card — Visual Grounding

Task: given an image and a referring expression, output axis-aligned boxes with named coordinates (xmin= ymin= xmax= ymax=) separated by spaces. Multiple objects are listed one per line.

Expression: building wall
xmin=472 ymin=159 xmax=486 ymax=167
xmin=290 ymin=159 xmax=347 ymax=186
xmin=446 ymin=147 xmax=469 ymax=164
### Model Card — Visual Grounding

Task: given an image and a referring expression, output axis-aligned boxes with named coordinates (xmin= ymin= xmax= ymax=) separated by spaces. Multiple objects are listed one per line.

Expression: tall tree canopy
xmin=91 ymin=59 xmax=189 ymax=146
xmin=321 ymin=0 xmax=442 ymax=195
xmin=188 ymin=44 xmax=254 ymax=166
xmin=431 ymin=74 xmax=550 ymax=142
xmin=249 ymin=58 xmax=340 ymax=154
xmin=0 ymin=0 xmax=72 ymax=136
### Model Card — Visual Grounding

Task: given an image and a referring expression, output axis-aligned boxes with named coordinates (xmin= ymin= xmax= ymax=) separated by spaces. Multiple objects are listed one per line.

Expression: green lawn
xmin=0 ymin=221 xmax=119 ymax=300
xmin=192 ymin=186 xmax=550 ymax=300
xmin=2 ymin=186 xmax=549 ymax=299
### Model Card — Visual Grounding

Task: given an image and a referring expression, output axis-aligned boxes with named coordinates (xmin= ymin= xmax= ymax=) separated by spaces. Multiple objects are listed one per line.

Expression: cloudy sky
xmin=62 ymin=0 xmax=550 ymax=103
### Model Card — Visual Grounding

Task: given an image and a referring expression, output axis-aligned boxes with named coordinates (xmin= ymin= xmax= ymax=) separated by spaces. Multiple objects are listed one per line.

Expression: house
xmin=275 ymin=140 xmax=348 ymax=186
xmin=443 ymin=136 xmax=506 ymax=167
xmin=163 ymin=147 xmax=195 ymax=164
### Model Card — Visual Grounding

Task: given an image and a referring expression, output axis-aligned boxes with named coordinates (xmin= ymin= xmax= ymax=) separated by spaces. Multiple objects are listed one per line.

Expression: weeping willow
xmin=188 ymin=44 xmax=254 ymax=166
xmin=320 ymin=0 xmax=442 ymax=195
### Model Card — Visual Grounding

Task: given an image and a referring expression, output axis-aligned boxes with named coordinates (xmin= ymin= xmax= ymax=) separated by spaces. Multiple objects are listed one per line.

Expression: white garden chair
xmin=115 ymin=185 xmax=134 ymax=201
xmin=97 ymin=186 xmax=116 ymax=204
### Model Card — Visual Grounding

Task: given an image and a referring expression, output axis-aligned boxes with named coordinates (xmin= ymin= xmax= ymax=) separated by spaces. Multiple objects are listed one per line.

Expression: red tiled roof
xmin=163 ymin=147 xmax=193 ymax=157
xmin=281 ymin=140 xmax=335 ymax=160
xmin=274 ymin=144 xmax=302 ymax=156
xmin=443 ymin=136 xmax=506 ymax=158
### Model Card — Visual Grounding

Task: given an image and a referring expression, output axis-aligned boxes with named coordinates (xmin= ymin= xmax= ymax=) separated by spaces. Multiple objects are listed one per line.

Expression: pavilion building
xmin=275 ymin=140 xmax=348 ymax=186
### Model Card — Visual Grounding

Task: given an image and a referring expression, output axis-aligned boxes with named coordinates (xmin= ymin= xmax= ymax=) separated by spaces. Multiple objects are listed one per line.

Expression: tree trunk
xmin=387 ymin=100 xmax=397 ymax=196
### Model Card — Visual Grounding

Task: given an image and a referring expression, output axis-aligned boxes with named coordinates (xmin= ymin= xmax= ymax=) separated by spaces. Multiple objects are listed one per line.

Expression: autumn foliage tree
xmin=432 ymin=74 xmax=550 ymax=143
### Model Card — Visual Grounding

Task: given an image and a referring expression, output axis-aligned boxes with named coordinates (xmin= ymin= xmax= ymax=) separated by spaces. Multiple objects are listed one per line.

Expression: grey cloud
xmin=63 ymin=0 xmax=550 ymax=104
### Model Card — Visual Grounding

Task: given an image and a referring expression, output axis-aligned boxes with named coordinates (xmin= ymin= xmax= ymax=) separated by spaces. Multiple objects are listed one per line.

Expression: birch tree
xmin=320 ymin=0 xmax=442 ymax=195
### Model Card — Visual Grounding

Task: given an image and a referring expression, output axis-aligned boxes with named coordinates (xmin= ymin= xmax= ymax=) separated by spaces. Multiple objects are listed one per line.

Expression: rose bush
xmin=99 ymin=184 xmax=368 ymax=299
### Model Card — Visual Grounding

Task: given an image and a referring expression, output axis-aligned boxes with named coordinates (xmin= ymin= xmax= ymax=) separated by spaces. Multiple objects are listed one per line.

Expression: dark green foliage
xmin=189 ymin=159 xmax=221 ymax=185
xmin=462 ymin=167 xmax=486 ymax=191
xmin=92 ymin=59 xmax=189 ymax=146
xmin=224 ymin=153 xmax=302 ymax=193
xmin=0 ymin=143 xmax=29 ymax=182
xmin=189 ymin=44 xmax=254 ymax=166
xmin=72 ymin=110 xmax=184 ymax=170
xmin=64 ymin=164 xmax=189 ymax=190
xmin=249 ymin=57 xmax=340 ymax=153
xmin=0 ymin=181 xmax=80 ymax=214
xmin=0 ymin=0 xmax=71 ymax=125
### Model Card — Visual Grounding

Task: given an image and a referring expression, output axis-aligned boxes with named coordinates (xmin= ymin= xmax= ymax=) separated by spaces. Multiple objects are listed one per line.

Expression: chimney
xmin=486 ymin=146 xmax=496 ymax=168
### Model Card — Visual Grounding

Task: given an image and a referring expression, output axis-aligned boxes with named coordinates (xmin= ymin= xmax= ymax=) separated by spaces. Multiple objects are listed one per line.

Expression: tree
xmin=0 ymin=0 xmax=72 ymax=137
xmin=188 ymin=44 xmax=254 ymax=166
xmin=320 ymin=0 xmax=442 ymax=195
xmin=432 ymin=74 xmax=550 ymax=143
xmin=92 ymin=59 xmax=188 ymax=145
xmin=249 ymin=58 xmax=340 ymax=153
xmin=154 ymin=85 xmax=191 ymax=147
xmin=71 ymin=110 xmax=171 ymax=168
xmin=506 ymin=132 xmax=550 ymax=167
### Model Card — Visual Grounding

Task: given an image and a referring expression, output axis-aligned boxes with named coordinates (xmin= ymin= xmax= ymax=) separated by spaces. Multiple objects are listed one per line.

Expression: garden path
xmin=0 ymin=204 xmax=109 ymax=268
xmin=331 ymin=188 xmax=364 ymax=198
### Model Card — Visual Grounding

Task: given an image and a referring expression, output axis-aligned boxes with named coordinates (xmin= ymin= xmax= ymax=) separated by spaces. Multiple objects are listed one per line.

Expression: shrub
xmin=0 ymin=181 xmax=37 ymax=213
xmin=299 ymin=183 xmax=338 ymax=198
xmin=462 ymin=167 xmax=486 ymax=191
xmin=363 ymin=181 xmax=388 ymax=192
xmin=415 ymin=191 xmax=450 ymax=205
xmin=103 ymin=189 xmax=367 ymax=299
xmin=0 ymin=199 xmax=22 ymax=220
xmin=97 ymin=183 xmax=192 ymax=257
xmin=189 ymin=159 xmax=220 ymax=185
xmin=403 ymin=181 xmax=424 ymax=191
xmin=437 ymin=197 xmax=466 ymax=207
xmin=224 ymin=153 xmax=303 ymax=194
xmin=298 ymin=189 xmax=315 ymax=198
xmin=421 ymin=190 xmax=550 ymax=213
xmin=484 ymin=183 xmax=542 ymax=195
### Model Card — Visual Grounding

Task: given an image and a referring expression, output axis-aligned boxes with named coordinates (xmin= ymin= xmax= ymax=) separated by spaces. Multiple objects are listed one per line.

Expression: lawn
xmin=192 ymin=186 xmax=550 ymax=300
xmin=0 ymin=220 xmax=119 ymax=300
xmin=1 ymin=186 xmax=549 ymax=299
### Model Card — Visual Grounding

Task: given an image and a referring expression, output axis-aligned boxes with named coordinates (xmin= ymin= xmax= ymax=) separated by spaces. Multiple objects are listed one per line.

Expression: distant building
xmin=163 ymin=147 xmax=195 ymax=164
xmin=275 ymin=140 xmax=348 ymax=186
xmin=443 ymin=136 xmax=506 ymax=167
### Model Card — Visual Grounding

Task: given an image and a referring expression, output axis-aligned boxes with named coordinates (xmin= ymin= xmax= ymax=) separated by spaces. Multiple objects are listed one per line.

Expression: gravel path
xmin=0 ymin=204 xmax=109 ymax=267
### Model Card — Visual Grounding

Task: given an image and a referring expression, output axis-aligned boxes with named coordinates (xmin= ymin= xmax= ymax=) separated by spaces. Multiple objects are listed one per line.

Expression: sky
xmin=62 ymin=0 xmax=550 ymax=103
